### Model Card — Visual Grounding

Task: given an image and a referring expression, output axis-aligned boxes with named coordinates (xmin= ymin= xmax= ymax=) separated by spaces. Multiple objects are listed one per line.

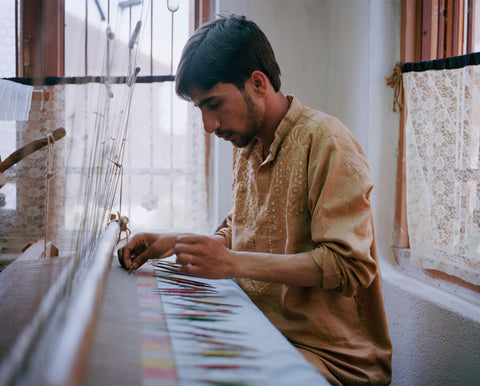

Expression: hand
xmin=174 ymin=235 xmax=235 ymax=279
xmin=117 ymin=232 xmax=175 ymax=270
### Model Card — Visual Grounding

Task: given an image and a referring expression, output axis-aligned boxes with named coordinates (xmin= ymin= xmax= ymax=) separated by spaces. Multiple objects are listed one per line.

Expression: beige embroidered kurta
xmin=215 ymin=96 xmax=392 ymax=385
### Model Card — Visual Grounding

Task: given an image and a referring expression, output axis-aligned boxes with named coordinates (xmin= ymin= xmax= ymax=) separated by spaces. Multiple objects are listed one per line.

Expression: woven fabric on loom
xmin=0 ymin=258 xmax=70 ymax=361
xmin=137 ymin=265 xmax=178 ymax=385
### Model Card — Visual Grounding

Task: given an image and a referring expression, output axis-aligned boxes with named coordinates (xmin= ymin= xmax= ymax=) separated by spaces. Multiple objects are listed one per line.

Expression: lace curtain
xmin=0 ymin=81 xmax=207 ymax=255
xmin=0 ymin=87 xmax=66 ymax=251
xmin=403 ymin=63 xmax=480 ymax=285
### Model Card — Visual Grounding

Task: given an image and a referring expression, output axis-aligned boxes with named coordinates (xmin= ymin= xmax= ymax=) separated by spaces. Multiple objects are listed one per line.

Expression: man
xmin=118 ymin=14 xmax=392 ymax=385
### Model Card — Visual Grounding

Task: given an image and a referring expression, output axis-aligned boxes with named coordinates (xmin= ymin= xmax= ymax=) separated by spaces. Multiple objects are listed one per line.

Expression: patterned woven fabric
xmin=137 ymin=265 xmax=178 ymax=385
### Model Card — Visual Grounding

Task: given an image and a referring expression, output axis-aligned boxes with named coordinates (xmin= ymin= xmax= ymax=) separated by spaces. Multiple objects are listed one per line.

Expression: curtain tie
xmin=385 ymin=61 xmax=404 ymax=112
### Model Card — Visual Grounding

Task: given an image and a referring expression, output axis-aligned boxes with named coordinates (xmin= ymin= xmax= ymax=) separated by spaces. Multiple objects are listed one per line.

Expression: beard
xmin=217 ymin=91 xmax=260 ymax=148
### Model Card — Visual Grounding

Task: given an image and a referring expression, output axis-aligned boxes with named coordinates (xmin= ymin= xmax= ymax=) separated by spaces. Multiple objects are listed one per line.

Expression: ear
xmin=249 ymin=71 xmax=268 ymax=96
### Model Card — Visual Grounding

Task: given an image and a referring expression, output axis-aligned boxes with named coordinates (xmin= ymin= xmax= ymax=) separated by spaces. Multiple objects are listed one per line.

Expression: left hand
xmin=174 ymin=235 xmax=235 ymax=279
xmin=117 ymin=232 xmax=175 ymax=270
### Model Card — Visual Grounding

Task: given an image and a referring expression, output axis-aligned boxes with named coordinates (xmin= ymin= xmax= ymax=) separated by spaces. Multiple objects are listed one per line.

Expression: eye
xmin=209 ymin=101 xmax=222 ymax=110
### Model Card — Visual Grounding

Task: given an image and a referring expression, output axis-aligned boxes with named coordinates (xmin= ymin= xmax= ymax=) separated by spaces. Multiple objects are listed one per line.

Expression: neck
xmin=258 ymin=91 xmax=290 ymax=152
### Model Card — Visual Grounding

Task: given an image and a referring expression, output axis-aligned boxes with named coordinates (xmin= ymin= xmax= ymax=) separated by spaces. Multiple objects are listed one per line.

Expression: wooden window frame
xmin=194 ymin=0 xmax=214 ymax=215
xmin=395 ymin=0 xmax=480 ymax=292
xmin=18 ymin=0 xmax=64 ymax=77
xmin=16 ymin=0 xmax=214 ymax=225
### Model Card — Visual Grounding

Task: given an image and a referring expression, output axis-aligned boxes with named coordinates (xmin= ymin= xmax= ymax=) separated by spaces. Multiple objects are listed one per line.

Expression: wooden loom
xmin=0 ymin=128 xmax=66 ymax=190
xmin=0 ymin=79 xmax=127 ymax=384
xmin=0 ymin=1 xmax=139 ymax=383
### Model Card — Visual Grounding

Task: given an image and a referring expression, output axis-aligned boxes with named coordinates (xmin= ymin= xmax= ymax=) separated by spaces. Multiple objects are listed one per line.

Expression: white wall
xmin=212 ymin=0 xmax=480 ymax=384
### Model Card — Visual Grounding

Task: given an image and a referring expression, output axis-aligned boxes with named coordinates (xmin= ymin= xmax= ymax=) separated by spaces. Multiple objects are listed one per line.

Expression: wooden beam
xmin=43 ymin=222 xmax=120 ymax=386
xmin=432 ymin=0 xmax=440 ymax=59
xmin=393 ymin=95 xmax=410 ymax=249
xmin=195 ymin=0 xmax=212 ymax=30
xmin=0 ymin=128 xmax=66 ymax=173
xmin=466 ymin=0 xmax=475 ymax=52
xmin=422 ymin=0 xmax=441 ymax=60
xmin=20 ymin=0 xmax=64 ymax=77
xmin=401 ymin=0 xmax=420 ymax=63
xmin=18 ymin=240 xmax=59 ymax=260
xmin=457 ymin=0 xmax=465 ymax=55
xmin=446 ymin=0 xmax=454 ymax=57
xmin=43 ymin=0 xmax=65 ymax=76
xmin=437 ymin=0 xmax=446 ymax=58
xmin=395 ymin=0 xmax=419 ymax=249
xmin=194 ymin=0 xmax=213 ymax=217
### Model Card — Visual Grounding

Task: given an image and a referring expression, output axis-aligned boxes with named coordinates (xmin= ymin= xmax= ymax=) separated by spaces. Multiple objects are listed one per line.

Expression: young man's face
xmin=189 ymin=82 xmax=262 ymax=148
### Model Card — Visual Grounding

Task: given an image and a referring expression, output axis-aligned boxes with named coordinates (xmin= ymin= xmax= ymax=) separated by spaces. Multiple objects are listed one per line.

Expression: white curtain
xmin=403 ymin=64 xmax=480 ymax=285
xmin=0 ymin=80 xmax=33 ymax=121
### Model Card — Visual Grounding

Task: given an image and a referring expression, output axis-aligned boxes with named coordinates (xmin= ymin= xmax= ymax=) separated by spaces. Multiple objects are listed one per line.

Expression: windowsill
xmin=380 ymin=248 xmax=480 ymax=323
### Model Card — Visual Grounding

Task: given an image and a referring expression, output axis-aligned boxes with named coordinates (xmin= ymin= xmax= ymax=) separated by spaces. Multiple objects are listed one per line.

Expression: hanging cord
xmin=106 ymin=154 xmax=132 ymax=243
xmin=43 ymin=133 xmax=56 ymax=258
xmin=109 ymin=211 xmax=131 ymax=243
xmin=385 ymin=61 xmax=404 ymax=112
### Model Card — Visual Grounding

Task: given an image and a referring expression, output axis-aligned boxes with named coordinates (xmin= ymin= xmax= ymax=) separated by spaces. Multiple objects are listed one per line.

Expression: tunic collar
xmin=240 ymin=95 xmax=303 ymax=162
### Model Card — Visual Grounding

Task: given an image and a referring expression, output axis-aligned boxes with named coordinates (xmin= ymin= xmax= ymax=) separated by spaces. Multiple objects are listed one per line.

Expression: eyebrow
xmin=195 ymin=96 xmax=216 ymax=108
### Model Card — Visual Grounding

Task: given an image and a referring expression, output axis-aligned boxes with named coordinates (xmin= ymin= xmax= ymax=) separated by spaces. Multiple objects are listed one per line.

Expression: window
xmin=0 ymin=0 xmax=18 ymax=212
xmin=0 ymin=0 xmax=211 ymax=255
xmin=392 ymin=0 xmax=480 ymax=292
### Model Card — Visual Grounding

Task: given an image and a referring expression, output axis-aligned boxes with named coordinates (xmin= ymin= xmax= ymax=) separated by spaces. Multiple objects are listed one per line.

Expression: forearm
xmin=232 ymin=250 xmax=323 ymax=287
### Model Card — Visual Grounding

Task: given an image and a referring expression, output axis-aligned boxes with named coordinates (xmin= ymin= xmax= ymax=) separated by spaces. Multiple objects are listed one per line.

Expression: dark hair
xmin=175 ymin=14 xmax=281 ymax=100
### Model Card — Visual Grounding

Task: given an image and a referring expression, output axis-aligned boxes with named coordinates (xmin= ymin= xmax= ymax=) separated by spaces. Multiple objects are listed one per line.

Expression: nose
xmin=202 ymin=112 xmax=220 ymax=134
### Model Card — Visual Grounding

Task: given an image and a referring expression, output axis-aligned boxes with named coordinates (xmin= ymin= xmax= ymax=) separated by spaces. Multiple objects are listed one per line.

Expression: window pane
xmin=0 ymin=0 xmax=17 ymax=215
xmin=0 ymin=0 xmax=15 ymax=77
xmin=65 ymin=0 xmax=190 ymax=76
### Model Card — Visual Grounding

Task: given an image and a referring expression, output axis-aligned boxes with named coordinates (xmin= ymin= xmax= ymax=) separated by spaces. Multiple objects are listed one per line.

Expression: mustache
xmin=215 ymin=129 xmax=234 ymax=137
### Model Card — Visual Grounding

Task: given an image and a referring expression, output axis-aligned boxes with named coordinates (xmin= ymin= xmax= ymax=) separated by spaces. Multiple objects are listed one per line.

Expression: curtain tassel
xmin=385 ymin=61 xmax=404 ymax=112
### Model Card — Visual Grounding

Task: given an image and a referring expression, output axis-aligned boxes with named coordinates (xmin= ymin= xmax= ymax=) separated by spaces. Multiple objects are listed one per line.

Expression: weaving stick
xmin=0 ymin=127 xmax=66 ymax=173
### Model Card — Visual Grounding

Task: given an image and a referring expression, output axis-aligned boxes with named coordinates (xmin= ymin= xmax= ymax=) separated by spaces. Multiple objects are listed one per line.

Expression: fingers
xmin=175 ymin=251 xmax=196 ymax=267
xmin=176 ymin=235 xmax=206 ymax=245
xmin=174 ymin=236 xmax=215 ymax=276
xmin=129 ymin=248 xmax=153 ymax=270
xmin=117 ymin=234 xmax=153 ymax=270
xmin=118 ymin=233 xmax=209 ymax=273
xmin=174 ymin=251 xmax=205 ymax=277
xmin=118 ymin=233 xmax=177 ymax=272
xmin=173 ymin=235 xmax=234 ymax=279
xmin=174 ymin=235 xmax=209 ymax=256
xmin=117 ymin=247 xmax=126 ymax=268
xmin=117 ymin=244 xmax=132 ymax=269
xmin=174 ymin=237 xmax=201 ymax=273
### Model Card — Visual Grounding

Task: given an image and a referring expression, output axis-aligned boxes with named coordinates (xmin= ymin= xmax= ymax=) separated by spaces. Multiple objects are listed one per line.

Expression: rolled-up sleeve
xmin=307 ymin=116 xmax=378 ymax=296
xmin=214 ymin=212 xmax=233 ymax=249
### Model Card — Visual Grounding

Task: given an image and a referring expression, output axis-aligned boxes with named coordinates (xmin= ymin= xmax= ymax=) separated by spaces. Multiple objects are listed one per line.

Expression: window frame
xmin=394 ymin=0 xmax=480 ymax=292
xmin=18 ymin=0 xmax=64 ymax=77
xmin=1 ymin=0 xmax=214 ymax=251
